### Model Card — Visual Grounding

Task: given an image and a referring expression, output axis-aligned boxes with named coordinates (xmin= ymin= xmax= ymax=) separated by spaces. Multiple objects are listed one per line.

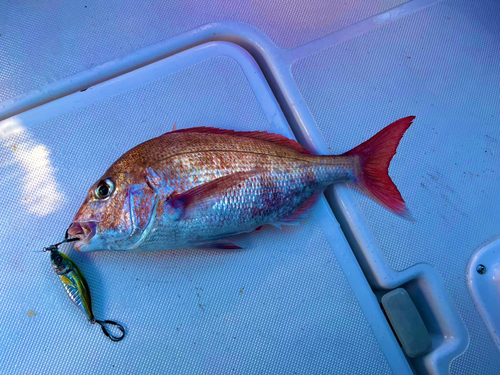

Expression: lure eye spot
xmin=95 ymin=178 xmax=114 ymax=200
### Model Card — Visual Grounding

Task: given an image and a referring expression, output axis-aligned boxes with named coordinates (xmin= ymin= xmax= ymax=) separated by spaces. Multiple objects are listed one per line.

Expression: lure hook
xmin=43 ymin=237 xmax=79 ymax=252
xmin=93 ymin=319 xmax=126 ymax=342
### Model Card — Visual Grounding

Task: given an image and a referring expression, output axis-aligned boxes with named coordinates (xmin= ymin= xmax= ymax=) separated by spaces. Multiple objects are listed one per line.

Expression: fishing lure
xmin=44 ymin=239 xmax=125 ymax=342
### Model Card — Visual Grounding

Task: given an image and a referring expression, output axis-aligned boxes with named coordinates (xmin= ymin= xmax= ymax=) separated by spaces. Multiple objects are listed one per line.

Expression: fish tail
xmin=342 ymin=116 xmax=415 ymax=219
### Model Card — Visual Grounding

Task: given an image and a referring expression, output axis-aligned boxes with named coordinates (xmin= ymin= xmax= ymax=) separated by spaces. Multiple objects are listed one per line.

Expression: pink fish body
xmin=67 ymin=117 xmax=414 ymax=252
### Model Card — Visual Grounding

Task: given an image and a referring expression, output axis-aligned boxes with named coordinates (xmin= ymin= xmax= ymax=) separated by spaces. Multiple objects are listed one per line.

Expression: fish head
xmin=67 ymin=172 xmax=134 ymax=252
xmin=50 ymin=250 xmax=70 ymax=275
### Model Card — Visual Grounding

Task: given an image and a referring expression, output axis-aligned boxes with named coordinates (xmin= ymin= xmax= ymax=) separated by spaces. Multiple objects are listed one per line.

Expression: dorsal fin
xmin=171 ymin=127 xmax=311 ymax=155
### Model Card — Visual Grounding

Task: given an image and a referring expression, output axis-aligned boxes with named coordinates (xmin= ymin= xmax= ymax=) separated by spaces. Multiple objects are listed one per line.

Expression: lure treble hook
xmin=93 ymin=319 xmax=126 ymax=342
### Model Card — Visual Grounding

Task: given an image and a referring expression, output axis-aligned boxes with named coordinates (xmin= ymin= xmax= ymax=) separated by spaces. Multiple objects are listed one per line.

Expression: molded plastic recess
xmin=382 ymin=288 xmax=432 ymax=358
xmin=467 ymin=237 xmax=500 ymax=349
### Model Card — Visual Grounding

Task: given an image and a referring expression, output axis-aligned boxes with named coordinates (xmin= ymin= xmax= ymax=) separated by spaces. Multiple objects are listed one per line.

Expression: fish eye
xmin=95 ymin=178 xmax=115 ymax=200
xmin=55 ymin=256 xmax=63 ymax=264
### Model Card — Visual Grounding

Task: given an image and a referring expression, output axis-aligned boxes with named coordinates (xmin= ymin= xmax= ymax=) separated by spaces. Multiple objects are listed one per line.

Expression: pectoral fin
xmin=164 ymin=169 xmax=262 ymax=221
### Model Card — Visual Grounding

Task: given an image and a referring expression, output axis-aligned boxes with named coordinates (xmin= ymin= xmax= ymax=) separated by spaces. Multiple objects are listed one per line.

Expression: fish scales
xmin=121 ymin=136 xmax=352 ymax=249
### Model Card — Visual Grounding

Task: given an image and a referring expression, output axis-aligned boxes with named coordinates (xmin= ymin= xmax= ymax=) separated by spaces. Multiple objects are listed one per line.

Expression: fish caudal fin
xmin=342 ymin=116 xmax=415 ymax=219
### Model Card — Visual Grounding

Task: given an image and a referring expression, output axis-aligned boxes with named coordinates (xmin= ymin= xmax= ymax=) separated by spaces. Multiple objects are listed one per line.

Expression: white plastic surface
xmin=0 ymin=42 xmax=410 ymax=375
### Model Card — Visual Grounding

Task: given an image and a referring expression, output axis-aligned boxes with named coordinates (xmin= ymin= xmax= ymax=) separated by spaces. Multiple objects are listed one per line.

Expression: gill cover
xmin=118 ymin=168 xmax=161 ymax=251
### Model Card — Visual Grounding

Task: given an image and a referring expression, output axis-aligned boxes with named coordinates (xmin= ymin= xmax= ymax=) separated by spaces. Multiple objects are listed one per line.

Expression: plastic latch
xmin=381 ymin=288 xmax=432 ymax=358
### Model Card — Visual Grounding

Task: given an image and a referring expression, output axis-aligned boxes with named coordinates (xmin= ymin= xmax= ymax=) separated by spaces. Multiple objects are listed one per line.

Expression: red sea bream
xmin=67 ymin=117 xmax=415 ymax=252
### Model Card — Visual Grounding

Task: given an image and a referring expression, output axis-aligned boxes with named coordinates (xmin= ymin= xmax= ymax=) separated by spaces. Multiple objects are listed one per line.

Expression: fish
xmin=49 ymin=245 xmax=125 ymax=341
xmin=67 ymin=116 xmax=415 ymax=252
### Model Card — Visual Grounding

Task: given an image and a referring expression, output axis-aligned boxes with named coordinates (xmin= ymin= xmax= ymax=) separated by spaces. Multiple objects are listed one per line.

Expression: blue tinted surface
xmin=1 ymin=0 xmax=498 ymax=373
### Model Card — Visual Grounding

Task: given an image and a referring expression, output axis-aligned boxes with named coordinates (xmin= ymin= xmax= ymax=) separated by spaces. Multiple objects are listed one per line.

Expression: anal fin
xmin=272 ymin=191 xmax=323 ymax=228
xmin=195 ymin=241 xmax=244 ymax=250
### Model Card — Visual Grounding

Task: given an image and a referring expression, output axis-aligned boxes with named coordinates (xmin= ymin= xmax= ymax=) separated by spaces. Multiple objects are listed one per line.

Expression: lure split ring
xmin=93 ymin=319 xmax=126 ymax=342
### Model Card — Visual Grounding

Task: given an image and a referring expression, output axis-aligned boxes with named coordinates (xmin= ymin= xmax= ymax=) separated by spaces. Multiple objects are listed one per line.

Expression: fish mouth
xmin=67 ymin=221 xmax=97 ymax=251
